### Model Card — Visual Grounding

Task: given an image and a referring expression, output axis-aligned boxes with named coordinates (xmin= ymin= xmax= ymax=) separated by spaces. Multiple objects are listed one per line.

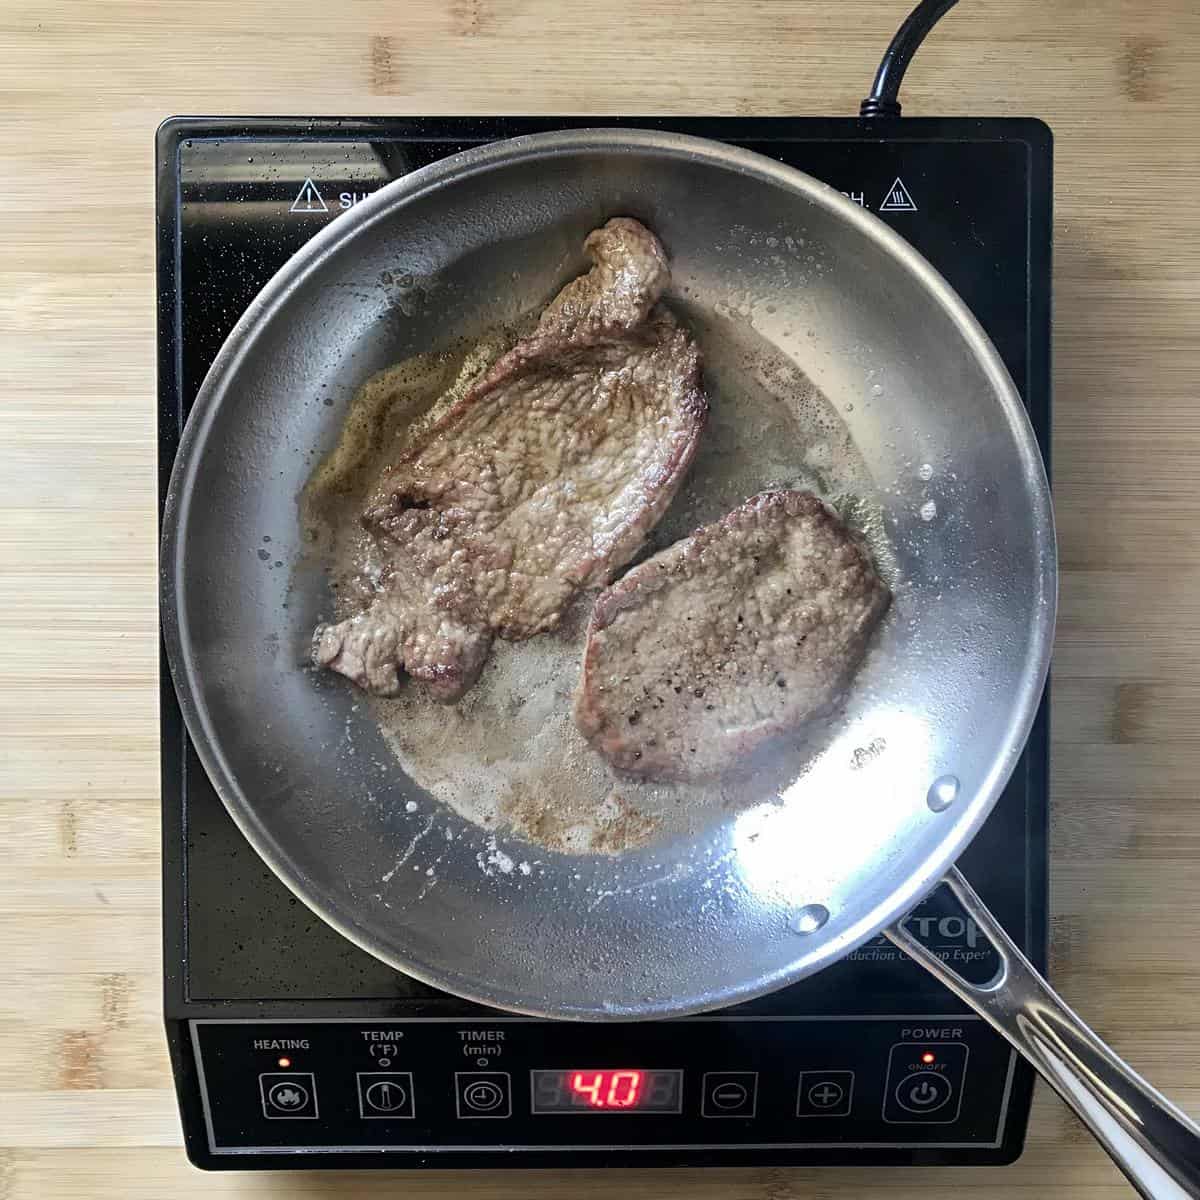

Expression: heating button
xmin=259 ymin=1072 xmax=318 ymax=1119
xmin=882 ymin=1043 xmax=969 ymax=1124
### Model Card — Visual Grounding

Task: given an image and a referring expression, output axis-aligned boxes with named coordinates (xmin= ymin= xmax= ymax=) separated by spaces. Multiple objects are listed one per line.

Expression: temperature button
xmin=882 ymin=1042 xmax=969 ymax=1124
xmin=357 ymin=1072 xmax=415 ymax=1120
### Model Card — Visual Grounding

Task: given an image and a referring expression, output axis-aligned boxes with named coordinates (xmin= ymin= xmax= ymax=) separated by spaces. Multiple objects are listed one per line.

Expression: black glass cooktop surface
xmin=158 ymin=115 xmax=1050 ymax=1170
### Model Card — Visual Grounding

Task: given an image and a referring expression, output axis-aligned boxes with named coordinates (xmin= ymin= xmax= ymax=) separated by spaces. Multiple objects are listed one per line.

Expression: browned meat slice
xmin=313 ymin=219 xmax=707 ymax=701
xmin=573 ymin=490 xmax=890 ymax=781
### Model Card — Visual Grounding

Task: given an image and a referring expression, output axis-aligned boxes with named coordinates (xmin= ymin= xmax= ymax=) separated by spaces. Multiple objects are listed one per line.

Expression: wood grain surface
xmin=2 ymin=0 xmax=1200 ymax=1195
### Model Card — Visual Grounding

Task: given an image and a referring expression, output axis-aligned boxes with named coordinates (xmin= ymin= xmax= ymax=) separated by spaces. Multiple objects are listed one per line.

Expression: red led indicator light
xmin=569 ymin=1069 xmax=644 ymax=1108
xmin=921 ymin=1052 xmax=936 ymax=1065
xmin=277 ymin=1056 xmax=292 ymax=1069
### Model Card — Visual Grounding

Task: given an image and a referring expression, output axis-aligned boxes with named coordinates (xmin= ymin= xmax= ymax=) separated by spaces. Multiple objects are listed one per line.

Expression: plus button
xmin=809 ymin=1082 xmax=844 ymax=1107
xmin=796 ymin=1071 xmax=855 ymax=1117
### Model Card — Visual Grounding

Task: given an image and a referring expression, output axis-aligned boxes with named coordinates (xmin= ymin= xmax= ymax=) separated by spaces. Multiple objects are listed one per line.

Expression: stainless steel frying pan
xmin=161 ymin=130 xmax=1200 ymax=1194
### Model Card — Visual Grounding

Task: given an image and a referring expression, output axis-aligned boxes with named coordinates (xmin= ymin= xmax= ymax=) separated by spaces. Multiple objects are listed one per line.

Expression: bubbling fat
xmin=302 ymin=307 xmax=889 ymax=854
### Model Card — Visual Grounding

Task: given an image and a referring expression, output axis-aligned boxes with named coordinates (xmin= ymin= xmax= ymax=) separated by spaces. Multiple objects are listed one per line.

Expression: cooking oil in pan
xmin=301 ymin=306 xmax=890 ymax=855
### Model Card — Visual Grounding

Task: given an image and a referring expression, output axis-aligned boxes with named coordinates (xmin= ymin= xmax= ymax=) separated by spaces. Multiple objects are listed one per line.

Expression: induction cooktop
xmin=157 ymin=113 xmax=1051 ymax=1170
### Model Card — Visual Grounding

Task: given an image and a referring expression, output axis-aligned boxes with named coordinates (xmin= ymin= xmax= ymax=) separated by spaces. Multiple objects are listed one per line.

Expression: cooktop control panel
xmin=190 ymin=1018 xmax=1014 ymax=1159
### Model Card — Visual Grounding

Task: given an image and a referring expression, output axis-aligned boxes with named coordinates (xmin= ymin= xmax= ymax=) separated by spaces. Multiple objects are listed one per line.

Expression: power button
xmin=882 ymin=1043 xmax=968 ymax=1124
xmin=894 ymin=1072 xmax=953 ymax=1114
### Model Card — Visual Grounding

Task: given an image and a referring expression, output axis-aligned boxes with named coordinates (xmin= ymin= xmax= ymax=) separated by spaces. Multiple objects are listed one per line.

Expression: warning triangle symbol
xmin=290 ymin=178 xmax=328 ymax=214
xmin=879 ymin=176 xmax=918 ymax=213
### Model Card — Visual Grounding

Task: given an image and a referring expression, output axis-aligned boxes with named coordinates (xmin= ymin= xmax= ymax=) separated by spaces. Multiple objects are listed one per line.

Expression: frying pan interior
xmin=162 ymin=131 xmax=1053 ymax=1018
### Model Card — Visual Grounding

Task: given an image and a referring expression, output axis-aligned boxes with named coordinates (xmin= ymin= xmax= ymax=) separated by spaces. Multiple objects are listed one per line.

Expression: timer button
xmin=701 ymin=1072 xmax=758 ymax=1118
xmin=455 ymin=1071 xmax=512 ymax=1119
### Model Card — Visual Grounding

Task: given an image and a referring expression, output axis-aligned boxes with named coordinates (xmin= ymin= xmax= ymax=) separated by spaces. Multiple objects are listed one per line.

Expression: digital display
xmin=531 ymin=1069 xmax=683 ymax=1114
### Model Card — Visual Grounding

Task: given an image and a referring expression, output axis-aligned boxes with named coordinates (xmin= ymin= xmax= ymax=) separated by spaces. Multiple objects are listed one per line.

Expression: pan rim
xmin=161 ymin=127 xmax=1056 ymax=1019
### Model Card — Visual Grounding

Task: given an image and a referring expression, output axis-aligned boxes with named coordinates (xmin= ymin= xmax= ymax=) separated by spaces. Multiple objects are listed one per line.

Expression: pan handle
xmin=886 ymin=866 xmax=1200 ymax=1199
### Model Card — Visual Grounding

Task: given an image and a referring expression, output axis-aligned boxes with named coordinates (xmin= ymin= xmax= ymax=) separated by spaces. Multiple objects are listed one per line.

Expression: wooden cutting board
xmin=2 ymin=0 xmax=1199 ymax=1195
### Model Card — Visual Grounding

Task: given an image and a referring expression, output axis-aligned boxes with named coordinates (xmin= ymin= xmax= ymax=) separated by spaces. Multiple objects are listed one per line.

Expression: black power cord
xmin=860 ymin=0 xmax=961 ymax=118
